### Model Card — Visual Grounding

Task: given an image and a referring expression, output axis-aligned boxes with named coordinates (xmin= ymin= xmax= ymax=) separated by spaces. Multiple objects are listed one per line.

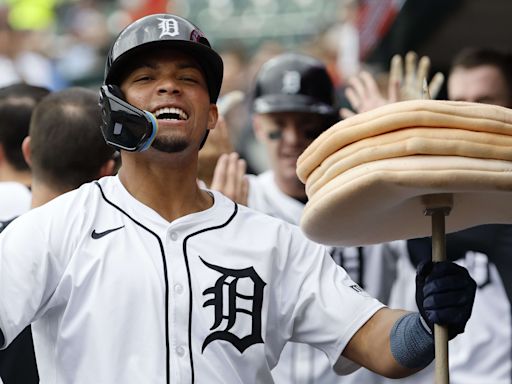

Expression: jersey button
xmin=174 ymin=283 xmax=183 ymax=294
xmin=176 ymin=346 xmax=186 ymax=357
xmin=169 ymin=231 xmax=178 ymax=241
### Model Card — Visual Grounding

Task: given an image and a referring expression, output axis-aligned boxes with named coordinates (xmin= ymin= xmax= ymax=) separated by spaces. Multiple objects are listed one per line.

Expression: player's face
xmin=448 ymin=65 xmax=512 ymax=108
xmin=120 ymin=49 xmax=218 ymax=154
xmin=253 ymin=112 xmax=325 ymax=197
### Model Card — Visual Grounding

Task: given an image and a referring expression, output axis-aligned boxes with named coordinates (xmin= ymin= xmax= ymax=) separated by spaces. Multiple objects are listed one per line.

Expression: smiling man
xmin=0 ymin=14 xmax=476 ymax=384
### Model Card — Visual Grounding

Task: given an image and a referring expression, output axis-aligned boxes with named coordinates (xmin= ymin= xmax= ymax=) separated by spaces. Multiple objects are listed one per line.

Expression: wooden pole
xmin=422 ymin=194 xmax=452 ymax=384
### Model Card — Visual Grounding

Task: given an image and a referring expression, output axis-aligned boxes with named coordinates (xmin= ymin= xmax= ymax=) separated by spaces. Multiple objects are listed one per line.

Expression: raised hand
xmin=197 ymin=115 xmax=234 ymax=187
xmin=210 ymin=152 xmax=249 ymax=206
xmin=341 ymin=51 xmax=445 ymax=119
xmin=390 ymin=51 xmax=445 ymax=101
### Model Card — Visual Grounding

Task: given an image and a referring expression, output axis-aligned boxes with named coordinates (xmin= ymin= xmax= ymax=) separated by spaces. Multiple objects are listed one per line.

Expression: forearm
xmin=342 ymin=308 xmax=429 ymax=378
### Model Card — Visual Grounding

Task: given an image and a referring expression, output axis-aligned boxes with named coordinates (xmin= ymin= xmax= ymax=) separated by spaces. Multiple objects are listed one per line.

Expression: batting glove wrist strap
xmin=390 ymin=313 xmax=434 ymax=369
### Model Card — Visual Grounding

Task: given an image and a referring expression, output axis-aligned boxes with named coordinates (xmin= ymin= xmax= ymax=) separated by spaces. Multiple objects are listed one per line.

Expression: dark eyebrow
xmin=132 ymin=60 xmax=202 ymax=72
xmin=175 ymin=61 xmax=203 ymax=71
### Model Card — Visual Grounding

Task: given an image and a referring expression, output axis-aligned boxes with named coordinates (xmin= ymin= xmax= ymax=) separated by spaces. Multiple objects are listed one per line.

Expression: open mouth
xmin=154 ymin=107 xmax=188 ymax=121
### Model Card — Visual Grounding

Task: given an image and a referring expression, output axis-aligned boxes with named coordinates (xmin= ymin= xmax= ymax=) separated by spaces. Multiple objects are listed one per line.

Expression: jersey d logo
xmin=200 ymin=257 xmax=266 ymax=353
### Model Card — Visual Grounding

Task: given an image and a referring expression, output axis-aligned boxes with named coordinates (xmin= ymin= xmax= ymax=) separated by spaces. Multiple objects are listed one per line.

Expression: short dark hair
xmin=450 ymin=47 xmax=512 ymax=99
xmin=0 ymin=83 xmax=50 ymax=171
xmin=29 ymin=87 xmax=115 ymax=191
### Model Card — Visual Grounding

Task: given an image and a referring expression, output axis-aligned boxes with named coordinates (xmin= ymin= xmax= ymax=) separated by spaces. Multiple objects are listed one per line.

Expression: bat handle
xmin=423 ymin=193 xmax=452 ymax=384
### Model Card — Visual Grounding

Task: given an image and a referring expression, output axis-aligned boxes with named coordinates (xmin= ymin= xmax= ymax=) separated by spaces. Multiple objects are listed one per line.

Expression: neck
xmin=0 ymin=167 xmax=31 ymax=187
xmin=119 ymin=151 xmax=213 ymax=222
xmin=30 ymin=180 xmax=68 ymax=208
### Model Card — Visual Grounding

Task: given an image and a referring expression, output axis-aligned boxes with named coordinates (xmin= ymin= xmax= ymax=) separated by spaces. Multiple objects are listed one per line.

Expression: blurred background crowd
xmin=0 ymin=0 xmax=510 ymax=172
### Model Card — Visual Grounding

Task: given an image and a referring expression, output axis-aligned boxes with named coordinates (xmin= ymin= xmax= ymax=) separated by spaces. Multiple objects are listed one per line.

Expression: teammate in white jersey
xmin=247 ymin=52 xmax=396 ymax=384
xmin=0 ymin=87 xmax=116 ymax=384
xmin=0 ymin=83 xmax=49 ymax=384
xmin=0 ymin=83 xmax=50 ymax=224
xmin=0 ymin=14 xmax=476 ymax=384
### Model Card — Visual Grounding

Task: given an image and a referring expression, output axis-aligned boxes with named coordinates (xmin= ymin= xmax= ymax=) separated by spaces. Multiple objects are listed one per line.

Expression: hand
xmin=390 ymin=51 xmax=445 ymax=101
xmin=210 ymin=152 xmax=249 ymax=206
xmin=415 ymin=261 xmax=476 ymax=339
xmin=340 ymin=71 xmax=391 ymax=118
xmin=340 ymin=51 xmax=445 ymax=119
xmin=198 ymin=115 xmax=234 ymax=186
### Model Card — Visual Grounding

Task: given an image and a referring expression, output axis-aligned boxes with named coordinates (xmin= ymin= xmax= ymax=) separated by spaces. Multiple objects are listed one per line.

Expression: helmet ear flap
xmin=107 ymin=84 xmax=124 ymax=100
xmin=99 ymin=85 xmax=158 ymax=152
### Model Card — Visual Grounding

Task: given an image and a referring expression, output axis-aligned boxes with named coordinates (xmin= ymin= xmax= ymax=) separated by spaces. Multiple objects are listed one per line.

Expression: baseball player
xmin=246 ymin=52 xmax=396 ymax=384
xmin=342 ymin=48 xmax=512 ymax=384
xmin=0 ymin=14 xmax=476 ymax=384
xmin=0 ymin=83 xmax=50 ymax=225
xmin=386 ymin=48 xmax=512 ymax=384
xmin=0 ymin=87 xmax=116 ymax=384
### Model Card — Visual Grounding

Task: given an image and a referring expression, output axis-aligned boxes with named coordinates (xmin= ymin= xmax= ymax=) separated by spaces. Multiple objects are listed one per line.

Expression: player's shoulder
xmin=4 ymin=177 xmax=113 ymax=232
xmin=246 ymin=171 xmax=294 ymax=213
xmin=211 ymin=188 xmax=289 ymax=226
xmin=0 ymin=181 xmax=31 ymax=220
xmin=234 ymin=195 xmax=315 ymax=242
xmin=41 ymin=177 xmax=111 ymax=211
xmin=0 ymin=181 xmax=31 ymax=195
xmin=247 ymin=170 xmax=274 ymax=197
xmin=246 ymin=170 xmax=273 ymax=184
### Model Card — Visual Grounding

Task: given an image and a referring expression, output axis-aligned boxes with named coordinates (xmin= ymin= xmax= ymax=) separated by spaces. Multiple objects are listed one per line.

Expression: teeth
xmin=154 ymin=107 xmax=188 ymax=120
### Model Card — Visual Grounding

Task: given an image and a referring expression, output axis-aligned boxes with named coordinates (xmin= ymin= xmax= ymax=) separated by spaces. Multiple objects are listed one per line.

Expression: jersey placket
xmin=165 ymin=227 xmax=192 ymax=383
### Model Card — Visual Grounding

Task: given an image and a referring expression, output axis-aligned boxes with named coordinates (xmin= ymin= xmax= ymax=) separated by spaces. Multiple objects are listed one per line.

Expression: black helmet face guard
xmin=99 ymin=85 xmax=158 ymax=152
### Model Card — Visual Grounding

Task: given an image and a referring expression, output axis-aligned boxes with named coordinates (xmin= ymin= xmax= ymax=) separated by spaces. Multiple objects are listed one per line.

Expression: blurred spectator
xmin=0 ymin=7 xmax=65 ymax=90
xmin=54 ymin=1 xmax=111 ymax=87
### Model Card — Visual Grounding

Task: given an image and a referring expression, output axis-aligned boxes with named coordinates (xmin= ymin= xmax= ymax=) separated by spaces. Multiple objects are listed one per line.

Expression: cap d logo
xmin=158 ymin=17 xmax=179 ymax=38
xmin=282 ymin=70 xmax=301 ymax=94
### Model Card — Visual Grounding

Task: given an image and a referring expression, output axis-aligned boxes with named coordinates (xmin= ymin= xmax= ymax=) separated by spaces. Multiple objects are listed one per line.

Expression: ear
xmin=207 ymin=104 xmax=219 ymax=131
xmin=21 ymin=136 xmax=32 ymax=167
xmin=98 ymin=159 xmax=116 ymax=178
xmin=252 ymin=115 xmax=267 ymax=143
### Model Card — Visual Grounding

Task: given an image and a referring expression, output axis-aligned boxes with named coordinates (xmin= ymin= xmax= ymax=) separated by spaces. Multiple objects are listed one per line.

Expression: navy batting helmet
xmin=105 ymin=13 xmax=223 ymax=102
xmin=100 ymin=14 xmax=223 ymax=152
xmin=252 ymin=53 xmax=337 ymax=118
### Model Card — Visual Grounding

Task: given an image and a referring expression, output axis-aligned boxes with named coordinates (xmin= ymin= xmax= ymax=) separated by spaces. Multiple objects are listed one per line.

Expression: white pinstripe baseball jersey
xmin=383 ymin=230 xmax=512 ymax=384
xmin=248 ymin=170 xmax=397 ymax=384
xmin=0 ymin=175 xmax=384 ymax=384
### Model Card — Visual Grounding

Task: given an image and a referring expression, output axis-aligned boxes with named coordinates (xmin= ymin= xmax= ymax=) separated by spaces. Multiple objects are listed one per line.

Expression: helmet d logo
xmin=282 ymin=70 xmax=301 ymax=94
xmin=157 ymin=17 xmax=179 ymax=38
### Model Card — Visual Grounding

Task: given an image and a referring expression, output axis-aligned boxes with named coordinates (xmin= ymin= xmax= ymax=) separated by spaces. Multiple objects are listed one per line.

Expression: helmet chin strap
xmin=199 ymin=129 xmax=210 ymax=150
